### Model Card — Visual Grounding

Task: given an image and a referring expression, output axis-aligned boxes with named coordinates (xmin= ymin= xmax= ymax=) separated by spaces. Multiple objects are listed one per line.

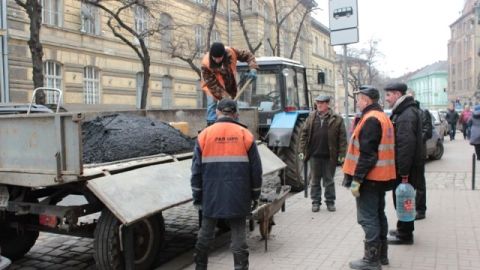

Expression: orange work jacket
xmin=343 ymin=110 xmax=396 ymax=181
xmin=201 ymin=47 xmax=238 ymax=97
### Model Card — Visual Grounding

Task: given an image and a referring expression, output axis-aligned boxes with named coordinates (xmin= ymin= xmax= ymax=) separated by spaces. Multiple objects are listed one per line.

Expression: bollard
xmin=304 ymin=161 xmax=308 ymax=198
xmin=472 ymin=153 xmax=476 ymax=190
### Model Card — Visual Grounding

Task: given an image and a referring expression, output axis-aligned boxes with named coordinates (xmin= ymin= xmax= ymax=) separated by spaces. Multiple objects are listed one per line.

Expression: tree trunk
xmin=26 ymin=0 xmax=45 ymax=104
xmin=140 ymin=52 xmax=150 ymax=109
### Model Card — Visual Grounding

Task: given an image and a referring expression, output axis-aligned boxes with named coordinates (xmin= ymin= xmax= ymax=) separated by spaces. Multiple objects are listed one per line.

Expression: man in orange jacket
xmin=343 ymin=86 xmax=396 ymax=269
xmin=201 ymin=42 xmax=258 ymax=126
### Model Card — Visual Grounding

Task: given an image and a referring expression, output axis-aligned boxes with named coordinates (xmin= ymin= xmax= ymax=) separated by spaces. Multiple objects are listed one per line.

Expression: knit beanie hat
xmin=210 ymin=42 xmax=226 ymax=57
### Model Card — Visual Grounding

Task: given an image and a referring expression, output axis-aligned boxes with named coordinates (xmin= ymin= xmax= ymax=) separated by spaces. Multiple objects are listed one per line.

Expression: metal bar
xmin=304 ymin=160 xmax=308 ymax=198
xmin=123 ymin=225 xmax=135 ymax=270
xmin=343 ymin=44 xmax=350 ymax=131
xmin=473 ymin=153 xmax=476 ymax=190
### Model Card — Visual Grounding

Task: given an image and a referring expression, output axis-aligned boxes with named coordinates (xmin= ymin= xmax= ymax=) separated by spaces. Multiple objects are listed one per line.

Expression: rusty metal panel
xmin=86 ymin=159 xmax=193 ymax=225
xmin=258 ymin=143 xmax=286 ymax=175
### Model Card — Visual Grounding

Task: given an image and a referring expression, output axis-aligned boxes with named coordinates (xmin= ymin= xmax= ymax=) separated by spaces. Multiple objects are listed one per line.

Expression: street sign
xmin=331 ymin=28 xmax=359 ymax=46
xmin=329 ymin=0 xmax=358 ymax=31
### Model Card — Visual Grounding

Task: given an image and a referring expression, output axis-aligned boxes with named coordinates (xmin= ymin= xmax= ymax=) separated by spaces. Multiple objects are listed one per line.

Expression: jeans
xmin=356 ymin=187 xmax=388 ymax=243
xmin=206 ymin=95 xmax=218 ymax=125
xmin=195 ymin=216 xmax=248 ymax=268
xmin=309 ymin=157 xmax=336 ymax=205
xmin=449 ymin=123 xmax=457 ymax=140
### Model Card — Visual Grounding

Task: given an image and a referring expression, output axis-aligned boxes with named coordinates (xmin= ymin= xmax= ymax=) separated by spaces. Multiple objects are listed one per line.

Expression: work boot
xmin=387 ymin=234 xmax=413 ymax=245
xmin=349 ymin=241 xmax=381 ymax=270
xmin=194 ymin=248 xmax=208 ymax=270
xmin=233 ymin=252 xmax=249 ymax=270
xmin=326 ymin=204 xmax=336 ymax=212
xmin=379 ymin=240 xmax=389 ymax=265
xmin=312 ymin=204 xmax=320 ymax=212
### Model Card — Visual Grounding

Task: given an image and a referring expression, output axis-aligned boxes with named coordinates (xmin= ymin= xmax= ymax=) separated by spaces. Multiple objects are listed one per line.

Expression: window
xmin=315 ymin=37 xmax=319 ymax=54
xmin=323 ymin=41 xmax=327 ymax=57
xmin=84 ymin=66 xmax=100 ymax=104
xmin=43 ymin=61 xmax=62 ymax=104
xmin=134 ymin=5 xmax=148 ymax=44
xmin=81 ymin=3 xmax=100 ymax=35
xmin=162 ymin=76 xmax=173 ymax=109
xmin=42 ymin=0 xmax=62 ymax=27
xmin=136 ymin=72 xmax=144 ymax=109
xmin=160 ymin=13 xmax=173 ymax=50
xmin=195 ymin=25 xmax=205 ymax=50
xmin=212 ymin=30 xmax=221 ymax=43
xmin=195 ymin=0 xmax=204 ymax=4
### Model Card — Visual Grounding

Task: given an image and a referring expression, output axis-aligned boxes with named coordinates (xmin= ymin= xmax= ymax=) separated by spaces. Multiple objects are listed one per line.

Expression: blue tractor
xmin=237 ymin=57 xmax=311 ymax=191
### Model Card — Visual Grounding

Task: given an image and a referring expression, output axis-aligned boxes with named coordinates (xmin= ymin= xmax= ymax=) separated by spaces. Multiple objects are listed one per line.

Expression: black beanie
xmin=210 ymin=42 xmax=225 ymax=57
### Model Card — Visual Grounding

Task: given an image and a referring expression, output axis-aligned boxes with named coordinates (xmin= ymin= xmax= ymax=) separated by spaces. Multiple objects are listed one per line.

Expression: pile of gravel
xmin=82 ymin=113 xmax=195 ymax=164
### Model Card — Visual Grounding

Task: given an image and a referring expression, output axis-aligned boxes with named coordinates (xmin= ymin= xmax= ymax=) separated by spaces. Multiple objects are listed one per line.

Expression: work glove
xmin=350 ymin=180 xmax=361 ymax=198
xmin=337 ymin=156 xmax=345 ymax=165
xmin=246 ymin=69 xmax=257 ymax=80
xmin=298 ymin=152 xmax=305 ymax=160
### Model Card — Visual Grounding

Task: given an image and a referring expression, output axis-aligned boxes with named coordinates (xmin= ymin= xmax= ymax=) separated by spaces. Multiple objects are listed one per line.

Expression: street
xmin=10 ymin=134 xmax=480 ymax=270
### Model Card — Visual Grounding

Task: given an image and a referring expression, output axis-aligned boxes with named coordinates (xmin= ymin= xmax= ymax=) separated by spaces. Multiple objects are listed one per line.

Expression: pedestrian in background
xmin=469 ymin=105 xmax=480 ymax=160
xmin=445 ymin=104 xmax=459 ymax=141
xmin=459 ymin=105 xmax=472 ymax=140
xmin=299 ymin=95 xmax=347 ymax=212
xmin=201 ymin=42 xmax=258 ymax=126
xmin=384 ymin=82 xmax=424 ymax=245
xmin=191 ymin=98 xmax=263 ymax=270
xmin=406 ymin=89 xmax=432 ymax=221
xmin=343 ymin=86 xmax=396 ymax=269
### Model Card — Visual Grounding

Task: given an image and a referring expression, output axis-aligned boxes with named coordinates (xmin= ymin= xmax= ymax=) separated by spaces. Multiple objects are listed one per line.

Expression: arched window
xmin=160 ymin=13 xmax=173 ymax=50
xmin=84 ymin=66 xmax=100 ymax=104
xmin=43 ymin=61 xmax=62 ymax=104
xmin=134 ymin=5 xmax=148 ymax=45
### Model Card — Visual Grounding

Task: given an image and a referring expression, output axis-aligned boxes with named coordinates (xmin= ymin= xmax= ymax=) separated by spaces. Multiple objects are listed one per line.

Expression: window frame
xmin=43 ymin=60 xmax=63 ymax=104
xmin=42 ymin=0 xmax=63 ymax=27
xmin=80 ymin=3 xmax=100 ymax=35
xmin=83 ymin=66 xmax=101 ymax=104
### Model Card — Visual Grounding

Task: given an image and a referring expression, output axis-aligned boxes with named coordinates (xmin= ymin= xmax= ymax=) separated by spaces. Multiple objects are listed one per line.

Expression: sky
xmin=313 ymin=0 xmax=465 ymax=78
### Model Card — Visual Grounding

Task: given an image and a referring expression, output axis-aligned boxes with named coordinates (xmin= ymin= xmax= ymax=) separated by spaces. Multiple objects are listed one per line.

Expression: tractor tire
xmin=0 ymin=192 xmax=39 ymax=261
xmin=94 ymin=210 xmax=164 ymax=270
xmin=277 ymin=118 xmax=306 ymax=192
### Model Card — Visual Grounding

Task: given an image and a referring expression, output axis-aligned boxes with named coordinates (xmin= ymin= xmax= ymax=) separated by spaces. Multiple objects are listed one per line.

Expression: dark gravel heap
xmin=82 ymin=113 xmax=195 ymax=164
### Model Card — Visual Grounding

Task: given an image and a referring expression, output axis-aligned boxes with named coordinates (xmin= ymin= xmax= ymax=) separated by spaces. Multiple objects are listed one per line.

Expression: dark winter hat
xmin=384 ymin=82 xmax=408 ymax=94
xmin=354 ymin=85 xmax=379 ymax=101
xmin=217 ymin=98 xmax=237 ymax=113
xmin=210 ymin=42 xmax=226 ymax=58
xmin=314 ymin=95 xmax=331 ymax=102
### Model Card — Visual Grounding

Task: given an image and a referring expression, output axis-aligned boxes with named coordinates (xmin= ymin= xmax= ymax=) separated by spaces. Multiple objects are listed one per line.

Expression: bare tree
xmin=82 ymin=0 xmax=165 ymax=109
xmin=289 ymin=1 xmax=318 ymax=59
xmin=231 ymin=0 xmax=262 ymax=54
xmin=14 ymin=0 xmax=45 ymax=104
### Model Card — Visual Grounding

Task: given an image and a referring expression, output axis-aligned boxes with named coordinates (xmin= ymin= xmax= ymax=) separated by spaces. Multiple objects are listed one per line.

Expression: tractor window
xmin=284 ymin=68 xmax=299 ymax=109
xmin=237 ymin=70 xmax=281 ymax=111
xmin=296 ymin=70 xmax=308 ymax=109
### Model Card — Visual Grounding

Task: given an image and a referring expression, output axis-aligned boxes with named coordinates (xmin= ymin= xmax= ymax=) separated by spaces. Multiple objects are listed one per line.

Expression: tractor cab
xmin=236 ymin=57 xmax=310 ymax=140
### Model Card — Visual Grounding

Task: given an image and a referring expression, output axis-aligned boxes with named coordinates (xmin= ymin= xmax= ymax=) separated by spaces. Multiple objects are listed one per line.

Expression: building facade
xmin=407 ymin=61 xmax=448 ymax=110
xmin=5 ymin=0 xmax=336 ymax=109
xmin=448 ymin=0 xmax=480 ymax=106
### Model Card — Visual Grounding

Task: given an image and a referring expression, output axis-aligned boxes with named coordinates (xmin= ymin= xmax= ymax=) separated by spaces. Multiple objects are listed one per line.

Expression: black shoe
xmin=326 ymin=204 xmax=336 ymax=212
xmin=387 ymin=235 xmax=413 ymax=245
xmin=312 ymin=204 xmax=320 ymax=212
xmin=415 ymin=212 xmax=426 ymax=220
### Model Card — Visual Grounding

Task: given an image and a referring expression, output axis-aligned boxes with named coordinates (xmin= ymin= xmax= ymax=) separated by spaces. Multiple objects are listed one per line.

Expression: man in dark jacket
xmin=299 ymin=95 xmax=347 ymax=212
xmin=445 ymin=104 xmax=459 ymax=140
xmin=384 ymin=82 xmax=425 ymax=245
xmin=343 ymin=85 xmax=396 ymax=269
xmin=191 ymin=98 xmax=263 ymax=270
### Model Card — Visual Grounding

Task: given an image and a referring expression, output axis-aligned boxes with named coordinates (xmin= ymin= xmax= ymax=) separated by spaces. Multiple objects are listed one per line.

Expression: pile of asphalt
xmin=82 ymin=113 xmax=195 ymax=164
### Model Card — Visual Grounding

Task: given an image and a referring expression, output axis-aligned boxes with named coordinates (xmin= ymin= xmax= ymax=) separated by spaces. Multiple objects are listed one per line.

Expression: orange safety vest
xmin=201 ymin=47 xmax=238 ymax=97
xmin=343 ymin=110 xmax=396 ymax=181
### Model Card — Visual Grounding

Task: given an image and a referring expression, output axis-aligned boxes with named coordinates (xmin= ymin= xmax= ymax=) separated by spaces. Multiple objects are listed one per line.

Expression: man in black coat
xmin=445 ymin=104 xmax=459 ymax=141
xmin=384 ymin=82 xmax=425 ymax=245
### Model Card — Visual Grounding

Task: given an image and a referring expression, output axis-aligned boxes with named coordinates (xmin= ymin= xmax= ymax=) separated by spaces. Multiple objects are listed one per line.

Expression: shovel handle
xmin=234 ymin=78 xmax=253 ymax=101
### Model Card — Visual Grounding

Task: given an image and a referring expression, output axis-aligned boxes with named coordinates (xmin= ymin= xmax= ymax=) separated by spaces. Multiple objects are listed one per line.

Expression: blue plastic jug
xmin=395 ymin=181 xmax=416 ymax=222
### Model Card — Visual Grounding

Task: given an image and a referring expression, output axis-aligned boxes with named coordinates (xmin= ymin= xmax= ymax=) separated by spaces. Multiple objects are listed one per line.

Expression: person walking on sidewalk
xmin=191 ymin=99 xmax=263 ymax=270
xmin=299 ymin=95 xmax=347 ymax=212
xmin=445 ymin=104 xmax=459 ymax=141
xmin=469 ymin=105 xmax=480 ymax=160
xmin=460 ymin=105 xmax=473 ymax=140
xmin=384 ymin=82 xmax=424 ymax=245
xmin=406 ymin=89 xmax=432 ymax=221
xmin=201 ymin=42 xmax=258 ymax=126
xmin=343 ymin=86 xmax=396 ymax=269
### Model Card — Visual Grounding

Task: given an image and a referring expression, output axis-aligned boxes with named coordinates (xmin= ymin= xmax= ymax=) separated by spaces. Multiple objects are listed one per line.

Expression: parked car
xmin=429 ymin=110 xmax=448 ymax=137
xmin=384 ymin=109 xmax=444 ymax=160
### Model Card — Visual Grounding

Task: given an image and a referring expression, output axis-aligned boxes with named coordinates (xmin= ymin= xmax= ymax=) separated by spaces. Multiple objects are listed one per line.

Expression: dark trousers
xmin=392 ymin=184 xmax=415 ymax=239
xmin=356 ymin=187 xmax=388 ymax=243
xmin=475 ymin=145 xmax=480 ymax=160
xmin=462 ymin=125 xmax=471 ymax=139
xmin=309 ymin=157 xmax=336 ymax=205
xmin=415 ymin=164 xmax=426 ymax=214
xmin=449 ymin=123 xmax=457 ymax=140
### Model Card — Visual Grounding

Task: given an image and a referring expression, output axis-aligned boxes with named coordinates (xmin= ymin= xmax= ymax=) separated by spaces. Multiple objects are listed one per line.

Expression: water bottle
xmin=395 ymin=179 xmax=416 ymax=222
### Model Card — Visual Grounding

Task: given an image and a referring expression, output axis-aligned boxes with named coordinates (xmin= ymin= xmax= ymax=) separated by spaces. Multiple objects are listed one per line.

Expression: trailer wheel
xmin=94 ymin=210 xmax=164 ymax=270
xmin=0 ymin=213 xmax=39 ymax=260
xmin=277 ymin=118 xmax=306 ymax=192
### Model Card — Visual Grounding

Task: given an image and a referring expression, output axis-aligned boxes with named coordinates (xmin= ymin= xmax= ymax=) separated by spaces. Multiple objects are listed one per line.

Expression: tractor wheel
xmin=0 ymin=190 xmax=39 ymax=261
xmin=277 ymin=118 xmax=306 ymax=192
xmin=93 ymin=210 xmax=164 ymax=270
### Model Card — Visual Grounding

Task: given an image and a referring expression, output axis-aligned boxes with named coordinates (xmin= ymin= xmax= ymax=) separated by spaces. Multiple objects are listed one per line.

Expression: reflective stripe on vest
xmin=201 ymin=47 xmax=238 ymax=96
xmin=342 ymin=110 xmax=396 ymax=181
